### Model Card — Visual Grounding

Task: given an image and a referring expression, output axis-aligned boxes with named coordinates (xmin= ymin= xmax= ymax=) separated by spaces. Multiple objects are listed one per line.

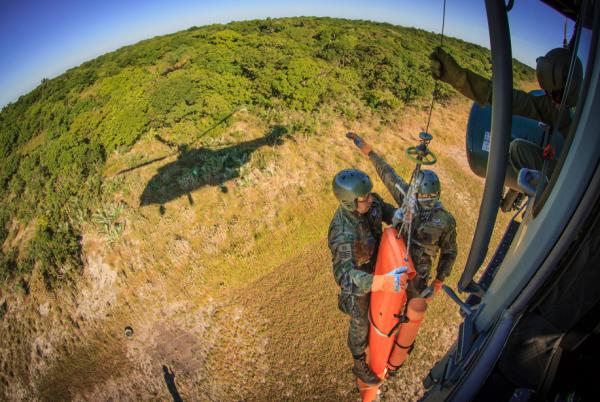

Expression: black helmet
xmin=332 ymin=169 xmax=373 ymax=211
xmin=415 ymin=169 xmax=440 ymax=210
xmin=536 ymin=47 xmax=583 ymax=107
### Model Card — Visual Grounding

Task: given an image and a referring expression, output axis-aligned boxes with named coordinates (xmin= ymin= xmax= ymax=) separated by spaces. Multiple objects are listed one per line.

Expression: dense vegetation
xmin=0 ymin=17 xmax=534 ymax=289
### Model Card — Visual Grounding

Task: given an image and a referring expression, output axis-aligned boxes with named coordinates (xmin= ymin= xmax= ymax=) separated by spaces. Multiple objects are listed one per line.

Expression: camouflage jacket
xmin=450 ymin=68 xmax=571 ymax=135
xmin=369 ymin=151 xmax=458 ymax=282
xmin=328 ymin=194 xmax=396 ymax=296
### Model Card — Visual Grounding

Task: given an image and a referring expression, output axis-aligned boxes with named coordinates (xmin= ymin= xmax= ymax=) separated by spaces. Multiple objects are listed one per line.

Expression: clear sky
xmin=0 ymin=0 xmax=573 ymax=109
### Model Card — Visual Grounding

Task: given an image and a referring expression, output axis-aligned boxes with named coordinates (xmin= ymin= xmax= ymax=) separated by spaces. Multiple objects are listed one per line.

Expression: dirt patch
xmin=76 ymin=252 xmax=118 ymax=321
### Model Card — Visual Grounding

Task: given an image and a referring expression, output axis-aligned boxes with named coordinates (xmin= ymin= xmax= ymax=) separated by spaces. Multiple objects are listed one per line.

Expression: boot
xmin=352 ymin=354 xmax=381 ymax=385
xmin=500 ymin=189 xmax=519 ymax=212
xmin=513 ymin=192 xmax=525 ymax=209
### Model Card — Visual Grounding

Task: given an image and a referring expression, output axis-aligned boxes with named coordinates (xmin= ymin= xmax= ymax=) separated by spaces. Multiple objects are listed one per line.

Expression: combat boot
xmin=500 ymin=189 xmax=520 ymax=212
xmin=352 ymin=354 xmax=380 ymax=385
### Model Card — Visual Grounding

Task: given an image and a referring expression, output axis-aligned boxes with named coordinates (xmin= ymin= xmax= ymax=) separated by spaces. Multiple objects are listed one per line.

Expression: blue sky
xmin=0 ymin=0 xmax=573 ymax=108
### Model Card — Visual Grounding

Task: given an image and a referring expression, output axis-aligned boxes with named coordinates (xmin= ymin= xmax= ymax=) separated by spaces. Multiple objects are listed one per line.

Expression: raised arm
xmin=430 ymin=46 xmax=568 ymax=133
xmin=346 ymin=132 xmax=409 ymax=207
xmin=368 ymin=150 xmax=409 ymax=208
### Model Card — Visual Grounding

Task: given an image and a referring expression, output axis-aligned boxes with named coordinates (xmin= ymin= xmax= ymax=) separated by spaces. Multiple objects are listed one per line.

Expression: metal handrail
xmin=458 ymin=0 xmax=513 ymax=292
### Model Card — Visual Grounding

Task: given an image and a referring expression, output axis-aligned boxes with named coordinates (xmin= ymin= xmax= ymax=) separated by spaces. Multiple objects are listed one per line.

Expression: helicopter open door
xmin=465 ymin=91 xmax=565 ymax=191
xmin=421 ymin=0 xmax=600 ymax=401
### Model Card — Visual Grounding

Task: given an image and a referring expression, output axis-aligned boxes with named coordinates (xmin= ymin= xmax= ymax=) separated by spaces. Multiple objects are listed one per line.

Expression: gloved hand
xmin=346 ymin=132 xmax=372 ymax=156
xmin=432 ymin=279 xmax=443 ymax=294
xmin=371 ymin=266 xmax=408 ymax=292
xmin=392 ymin=208 xmax=404 ymax=228
xmin=429 ymin=46 xmax=464 ymax=86
xmin=422 ymin=279 xmax=444 ymax=301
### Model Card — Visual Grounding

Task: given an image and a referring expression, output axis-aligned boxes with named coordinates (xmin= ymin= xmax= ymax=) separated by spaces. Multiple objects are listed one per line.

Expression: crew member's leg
xmin=509 ymin=139 xmax=545 ymax=174
xmin=347 ymin=294 xmax=370 ymax=357
xmin=503 ymin=139 xmax=556 ymax=211
xmin=340 ymin=293 xmax=380 ymax=384
xmin=407 ymin=263 xmax=430 ymax=301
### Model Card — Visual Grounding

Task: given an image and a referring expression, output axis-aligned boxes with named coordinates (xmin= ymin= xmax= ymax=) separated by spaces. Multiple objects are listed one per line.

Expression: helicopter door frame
xmin=457 ymin=0 xmax=513 ymax=294
xmin=422 ymin=0 xmax=600 ymax=400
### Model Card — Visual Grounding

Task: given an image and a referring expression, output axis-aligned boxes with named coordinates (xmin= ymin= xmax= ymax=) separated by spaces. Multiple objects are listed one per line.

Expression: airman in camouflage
xmin=429 ymin=46 xmax=582 ymax=182
xmin=328 ymin=168 xmax=399 ymax=384
xmin=346 ymin=133 xmax=458 ymax=300
xmin=368 ymin=149 xmax=458 ymax=299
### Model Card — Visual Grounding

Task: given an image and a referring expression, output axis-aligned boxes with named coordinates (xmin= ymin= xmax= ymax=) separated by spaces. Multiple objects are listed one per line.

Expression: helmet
xmin=332 ymin=169 xmax=373 ymax=211
xmin=536 ymin=47 xmax=583 ymax=107
xmin=415 ymin=169 xmax=440 ymax=210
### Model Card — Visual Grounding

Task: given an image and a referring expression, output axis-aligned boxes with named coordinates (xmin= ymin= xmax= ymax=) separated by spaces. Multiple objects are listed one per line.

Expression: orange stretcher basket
xmin=357 ymin=227 xmax=416 ymax=402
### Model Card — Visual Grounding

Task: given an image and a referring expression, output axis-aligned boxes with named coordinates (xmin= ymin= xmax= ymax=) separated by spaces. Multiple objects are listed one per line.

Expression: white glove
xmin=392 ymin=208 xmax=404 ymax=227
xmin=371 ymin=267 xmax=408 ymax=292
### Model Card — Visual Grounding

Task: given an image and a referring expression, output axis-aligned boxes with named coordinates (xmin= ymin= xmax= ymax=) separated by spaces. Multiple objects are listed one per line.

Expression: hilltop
xmin=0 ymin=17 xmax=533 ymax=400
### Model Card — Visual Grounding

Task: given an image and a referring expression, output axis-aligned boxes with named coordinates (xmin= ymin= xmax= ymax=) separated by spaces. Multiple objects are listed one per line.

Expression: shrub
xmin=0 ymin=249 xmax=18 ymax=283
xmin=26 ymin=220 xmax=81 ymax=290
xmin=92 ymin=202 xmax=126 ymax=245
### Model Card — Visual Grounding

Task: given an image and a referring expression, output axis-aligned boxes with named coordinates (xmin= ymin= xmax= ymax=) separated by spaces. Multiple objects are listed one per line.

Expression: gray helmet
xmin=536 ymin=47 xmax=583 ymax=107
xmin=332 ymin=169 xmax=373 ymax=211
xmin=415 ymin=169 xmax=441 ymax=210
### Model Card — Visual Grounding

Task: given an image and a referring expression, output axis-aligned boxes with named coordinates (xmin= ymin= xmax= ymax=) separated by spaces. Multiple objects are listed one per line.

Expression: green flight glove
xmin=429 ymin=46 xmax=464 ymax=87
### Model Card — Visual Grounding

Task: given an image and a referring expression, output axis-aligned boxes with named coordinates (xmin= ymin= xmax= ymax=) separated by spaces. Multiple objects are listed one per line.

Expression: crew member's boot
xmin=500 ymin=189 xmax=520 ymax=212
xmin=352 ymin=354 xmax=380 ymax=385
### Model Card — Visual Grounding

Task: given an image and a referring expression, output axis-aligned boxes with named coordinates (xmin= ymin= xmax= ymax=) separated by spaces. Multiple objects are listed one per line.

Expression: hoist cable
xmin=424 ymin=0 xmax=447 ymax=134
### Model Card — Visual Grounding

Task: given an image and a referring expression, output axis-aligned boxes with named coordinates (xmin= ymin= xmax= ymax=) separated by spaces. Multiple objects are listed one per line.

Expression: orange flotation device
xmin=387 ymin=297 xmax=428 ymax=372
xmin=357 ymin=227 xmax=416 ymax=401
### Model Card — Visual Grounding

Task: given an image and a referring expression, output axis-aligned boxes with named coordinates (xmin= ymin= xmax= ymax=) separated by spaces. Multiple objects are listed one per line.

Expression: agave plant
xmin=92 ymin=202 xmax=126 ymax=244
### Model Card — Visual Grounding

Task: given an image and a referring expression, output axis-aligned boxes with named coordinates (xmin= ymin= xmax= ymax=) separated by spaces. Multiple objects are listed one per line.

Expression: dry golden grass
xmin=0 ymin=98 xmax=516 ymax=401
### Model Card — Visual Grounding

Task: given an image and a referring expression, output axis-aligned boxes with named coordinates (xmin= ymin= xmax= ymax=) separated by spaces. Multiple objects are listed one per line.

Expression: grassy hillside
xmin=0 ymin=17 xmax=533 ymax=400
xmin=0 ymin=17 xmax=533 ymax=289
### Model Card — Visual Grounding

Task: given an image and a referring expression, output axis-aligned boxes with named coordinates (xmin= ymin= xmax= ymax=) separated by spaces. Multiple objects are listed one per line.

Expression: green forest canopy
xmin=0 ymin=17 xmax=534 ymax=289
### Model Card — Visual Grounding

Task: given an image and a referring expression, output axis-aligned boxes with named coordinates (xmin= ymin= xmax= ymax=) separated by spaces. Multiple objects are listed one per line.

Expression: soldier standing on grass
xmin=346 ymin=133 xmax=458 ymax=303
xmin=328 ymin=168 xmax=405 ymax=385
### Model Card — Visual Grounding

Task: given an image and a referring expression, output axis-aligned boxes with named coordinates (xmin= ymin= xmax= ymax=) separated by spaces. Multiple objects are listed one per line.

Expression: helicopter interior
xmin=421 ymin=0 xmax=600 ymax=401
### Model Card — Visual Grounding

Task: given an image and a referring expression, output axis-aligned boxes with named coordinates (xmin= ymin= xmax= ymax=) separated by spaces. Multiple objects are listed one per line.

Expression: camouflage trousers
xmin=338 ymin=292 xmax=370 ymax=357
xmin=407 ymin=275 xmax=429 ymax=300
xmin=407 ymin=259 xmax=433 ymax=300
xmin=338 ymin=282 xmax=428 ymax=357
xmin=509 ymin=139 xmax=557 ymax=177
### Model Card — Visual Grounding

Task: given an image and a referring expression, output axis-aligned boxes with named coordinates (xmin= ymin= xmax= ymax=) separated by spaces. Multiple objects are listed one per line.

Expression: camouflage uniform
xmin=437 ymin=61 xmax=572 ymax=176
xmin=328 ymin=194 xmax=395 ymax=357
xmin=369 ymin=151 xmax=458 ymax=299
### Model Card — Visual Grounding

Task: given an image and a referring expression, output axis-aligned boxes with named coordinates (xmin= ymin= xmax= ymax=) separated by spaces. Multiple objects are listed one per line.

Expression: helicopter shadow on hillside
xmin=138 ymin=125 xmax=288 ymax=209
